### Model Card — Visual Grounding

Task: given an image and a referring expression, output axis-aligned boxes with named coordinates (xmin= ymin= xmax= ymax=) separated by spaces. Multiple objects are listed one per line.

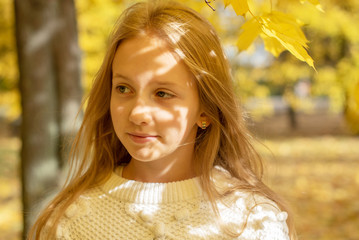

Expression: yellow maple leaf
xmin=259 ymin=11 xmax=315 ymax=68
xmin=237 ymin=18 xmax=262 ymax=50
xmin=260 ymin=34 xmax=285 ymax=57
xmin=224 ymin=0 xmax=249 ymax=16
xmin=260 ymin=11 xmax=308 ymax=46
xmin=301 ymin=0 xmax=324 ymax=12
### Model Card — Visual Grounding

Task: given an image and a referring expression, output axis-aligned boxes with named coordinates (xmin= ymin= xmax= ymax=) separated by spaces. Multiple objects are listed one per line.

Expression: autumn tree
xmin=14 ymin=0 xmax=82 ymax=236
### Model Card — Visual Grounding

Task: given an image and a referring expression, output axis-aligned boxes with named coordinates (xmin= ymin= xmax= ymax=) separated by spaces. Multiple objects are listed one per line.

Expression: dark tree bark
xmin=14 ymin=0 xmax=82 ymax=238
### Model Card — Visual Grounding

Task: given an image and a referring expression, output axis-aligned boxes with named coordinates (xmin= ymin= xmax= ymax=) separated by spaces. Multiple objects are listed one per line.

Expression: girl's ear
xmin=196 ymin=113 xmax=211 ymax=130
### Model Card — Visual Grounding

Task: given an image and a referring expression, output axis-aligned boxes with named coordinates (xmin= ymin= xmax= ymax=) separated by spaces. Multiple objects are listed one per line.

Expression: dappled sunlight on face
xmin=126 ymin=38 xmax=181 ymax=78
xmin=110 ymin=34 xmax=201 ymax=172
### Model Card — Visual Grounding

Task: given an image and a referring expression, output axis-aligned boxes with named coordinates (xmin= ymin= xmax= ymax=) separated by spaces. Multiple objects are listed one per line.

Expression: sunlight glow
xmin=209 ymin=50 xmax=217 ymax=57
xmin=187 ymin=224 xmax=220 ymax=237
xmin=167 ymin=22 xmax=187 ymax=44
xmin=153 ymin=51 xmax=179 ymax=76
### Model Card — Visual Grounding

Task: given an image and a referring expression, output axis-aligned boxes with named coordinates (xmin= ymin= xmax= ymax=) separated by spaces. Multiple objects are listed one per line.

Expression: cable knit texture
xmin=45 ymin=166 xmax=289 ymax=240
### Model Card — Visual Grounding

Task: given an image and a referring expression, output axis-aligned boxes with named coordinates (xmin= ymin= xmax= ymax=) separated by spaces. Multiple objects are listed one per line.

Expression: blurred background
xmin=0 ymin=0 xmax=358 ymax=239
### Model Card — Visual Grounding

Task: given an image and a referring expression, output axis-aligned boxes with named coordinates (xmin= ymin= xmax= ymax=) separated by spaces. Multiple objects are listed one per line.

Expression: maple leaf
xmin=260 ymin=34 xmax=285 ymax=57
xmin=259 ymin=11 xmax=315 ymax=68
xmin=237 ymin=18 xmax=262 ymax=50
xmin=301 ymin=0 xmax=324 ymax=12
xmin=260 ymin=11 xmax=308 ymax=46
xmin=236 ymin=11 xmax=315 ymax=68
xmin=224 ymin=0 xmax=249 ymax=16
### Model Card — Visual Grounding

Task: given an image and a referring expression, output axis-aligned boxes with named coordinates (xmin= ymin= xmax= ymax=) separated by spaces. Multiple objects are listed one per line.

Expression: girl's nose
xmin=129 ymin=99 xmax=153 ymax=126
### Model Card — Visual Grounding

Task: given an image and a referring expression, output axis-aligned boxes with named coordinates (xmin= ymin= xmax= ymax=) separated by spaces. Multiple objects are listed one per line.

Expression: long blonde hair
xmin=29 ymin=1 xmax=296 ymax=239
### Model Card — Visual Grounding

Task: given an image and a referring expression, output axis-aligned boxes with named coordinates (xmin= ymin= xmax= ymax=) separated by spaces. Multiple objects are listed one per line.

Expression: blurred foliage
xmin=1 ymin=0 xmax=358 ymax=132
xmin=1 ymin=135 xmax=359 ymax=239
xmin=0 ymin=0 xmax=20 ymax=120
xmin=76 ymin=0 xmax=126 ymax=92
xmin=233 ymin=0 xmax=359 ymax=133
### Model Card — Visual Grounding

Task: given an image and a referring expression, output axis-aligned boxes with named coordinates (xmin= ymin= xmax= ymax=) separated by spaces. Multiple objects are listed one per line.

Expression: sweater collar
xmin=101 ymin=166 xmax=203 ymax=204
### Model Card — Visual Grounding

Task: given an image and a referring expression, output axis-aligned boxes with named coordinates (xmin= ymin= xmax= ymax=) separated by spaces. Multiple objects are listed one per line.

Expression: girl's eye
xmin=116 ymin=85 xmax=131 ymax=94
xmin=156 ymin=91 xmax=174 ymax=98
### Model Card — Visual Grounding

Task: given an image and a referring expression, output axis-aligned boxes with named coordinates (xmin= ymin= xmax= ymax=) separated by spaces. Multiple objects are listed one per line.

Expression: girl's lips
xmin=128 ymin=133 xmax=158 ymax=144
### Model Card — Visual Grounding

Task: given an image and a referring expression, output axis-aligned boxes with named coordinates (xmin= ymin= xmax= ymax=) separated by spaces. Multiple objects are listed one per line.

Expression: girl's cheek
xmin=113 ymin=104 xmax=126 ymax=114
xmin=160 ymin=106 xmax=191 ymax=122
xmin=154 ymin=109 xmax=177 ymax=122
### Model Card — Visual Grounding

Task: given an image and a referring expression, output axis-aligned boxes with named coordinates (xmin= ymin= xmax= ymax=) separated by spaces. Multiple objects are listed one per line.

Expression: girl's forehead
xmin=120 ymin=34 xmax=168 ymax=52
xmin=114 ymin=36 xmax=174 ymax=65
xmin=112 ymin=34 xmax=195 ymax=88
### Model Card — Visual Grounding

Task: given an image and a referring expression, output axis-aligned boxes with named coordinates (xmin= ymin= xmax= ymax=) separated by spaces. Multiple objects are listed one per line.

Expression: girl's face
xmin=110 ymin=35 xmax=202 ymax=164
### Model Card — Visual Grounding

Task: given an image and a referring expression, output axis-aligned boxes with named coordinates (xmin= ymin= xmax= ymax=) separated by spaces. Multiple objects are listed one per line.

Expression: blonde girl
xmin=29 ymin=1 xmax=296 ymax=239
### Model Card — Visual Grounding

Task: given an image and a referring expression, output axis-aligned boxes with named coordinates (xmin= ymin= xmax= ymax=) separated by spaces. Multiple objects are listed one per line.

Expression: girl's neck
xmin=122 ymin=154 xmax=197 ymax=183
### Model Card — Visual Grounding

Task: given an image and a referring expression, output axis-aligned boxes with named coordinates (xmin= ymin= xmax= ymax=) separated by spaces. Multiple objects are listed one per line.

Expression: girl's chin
xmin=128 ymin=152 xmax=165 ymax=163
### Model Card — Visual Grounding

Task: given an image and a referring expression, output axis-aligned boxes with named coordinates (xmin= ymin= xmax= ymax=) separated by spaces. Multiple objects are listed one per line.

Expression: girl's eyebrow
xmin=113 ymin=73 xmax=131 ymax=80
xmin=154 ymin=81 xmax=178 ymax=87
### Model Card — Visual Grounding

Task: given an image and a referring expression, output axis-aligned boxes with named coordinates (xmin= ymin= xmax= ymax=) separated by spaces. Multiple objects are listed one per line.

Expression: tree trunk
xmin=14 ymin=0 xmax=82 ymax=238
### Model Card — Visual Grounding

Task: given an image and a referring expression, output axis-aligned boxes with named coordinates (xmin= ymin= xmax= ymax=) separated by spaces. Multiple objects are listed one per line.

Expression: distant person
xmin=29 ymin=1 xmax=295 ymax=239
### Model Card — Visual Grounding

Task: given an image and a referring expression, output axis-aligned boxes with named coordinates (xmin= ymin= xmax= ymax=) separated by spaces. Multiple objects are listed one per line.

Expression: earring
xmin=201 ymin=121 xmax=207 ymax=130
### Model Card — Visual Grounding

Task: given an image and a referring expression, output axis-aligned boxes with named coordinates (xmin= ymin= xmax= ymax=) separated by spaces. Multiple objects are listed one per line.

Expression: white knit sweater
xmin=50 ymin=166 xmax=289 ymax=240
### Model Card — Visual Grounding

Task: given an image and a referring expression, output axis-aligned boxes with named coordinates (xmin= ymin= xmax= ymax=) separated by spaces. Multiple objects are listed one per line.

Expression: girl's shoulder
xmin=212 ymin=166 xmax=290 ymax=239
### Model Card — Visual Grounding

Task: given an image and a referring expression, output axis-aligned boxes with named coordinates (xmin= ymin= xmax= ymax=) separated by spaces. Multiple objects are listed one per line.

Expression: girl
xmin=29 ymin=1 xmax=296 ymax=239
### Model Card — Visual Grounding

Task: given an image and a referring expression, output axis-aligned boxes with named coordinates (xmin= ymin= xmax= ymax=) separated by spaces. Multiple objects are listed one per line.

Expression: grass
xmin=0 ymin=136 xmax=358 ymax=240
